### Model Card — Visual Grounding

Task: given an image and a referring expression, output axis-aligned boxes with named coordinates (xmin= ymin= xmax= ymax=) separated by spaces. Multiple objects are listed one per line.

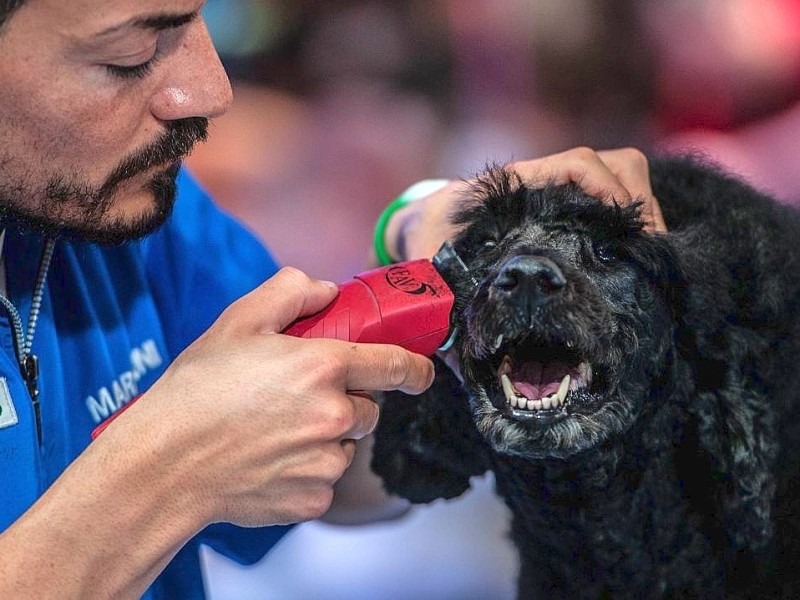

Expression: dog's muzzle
xmin=462 ymin=253 xmax=597 ymax=423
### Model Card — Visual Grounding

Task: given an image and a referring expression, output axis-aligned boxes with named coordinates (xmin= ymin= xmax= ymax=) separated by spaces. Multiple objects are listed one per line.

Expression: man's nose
xmin=150 ymin=19 xmax=233 ymax=122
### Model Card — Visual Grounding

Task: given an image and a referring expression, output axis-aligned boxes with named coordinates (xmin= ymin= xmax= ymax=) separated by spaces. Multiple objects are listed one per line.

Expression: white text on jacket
xmin=85 ymin=340 xmax=163 ymax=423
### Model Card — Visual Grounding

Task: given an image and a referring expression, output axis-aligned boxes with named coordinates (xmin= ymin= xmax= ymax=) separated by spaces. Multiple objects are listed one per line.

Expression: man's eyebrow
xmin=97 ymin=11 xmax=198 ymax=36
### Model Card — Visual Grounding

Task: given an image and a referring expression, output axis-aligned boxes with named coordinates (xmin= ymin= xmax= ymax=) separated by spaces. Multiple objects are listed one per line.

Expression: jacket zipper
xmin=0 ymin=237 xmax=56 ymax=446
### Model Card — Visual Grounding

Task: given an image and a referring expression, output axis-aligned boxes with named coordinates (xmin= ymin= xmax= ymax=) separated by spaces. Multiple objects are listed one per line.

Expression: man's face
xmin=0 ymin=0 xmax=232 ymax=244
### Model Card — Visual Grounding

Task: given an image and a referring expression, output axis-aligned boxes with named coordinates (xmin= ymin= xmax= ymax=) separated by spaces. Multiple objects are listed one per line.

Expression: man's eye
xmin=105 ymin=57 xmax=159 ymax=79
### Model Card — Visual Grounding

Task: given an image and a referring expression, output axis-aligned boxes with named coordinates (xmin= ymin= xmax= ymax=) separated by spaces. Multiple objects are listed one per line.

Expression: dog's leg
xmin=371 ymin=358 xmax=491 ymax=503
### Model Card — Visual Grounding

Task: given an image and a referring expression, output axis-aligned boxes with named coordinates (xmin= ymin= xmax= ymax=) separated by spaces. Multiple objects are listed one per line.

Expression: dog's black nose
xmin=492 ymin=255 xmax=566 ymax=300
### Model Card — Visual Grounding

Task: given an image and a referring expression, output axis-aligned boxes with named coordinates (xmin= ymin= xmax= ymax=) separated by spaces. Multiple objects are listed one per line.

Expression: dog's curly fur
xmin=371 ymin=156 xmax=800 ymax=599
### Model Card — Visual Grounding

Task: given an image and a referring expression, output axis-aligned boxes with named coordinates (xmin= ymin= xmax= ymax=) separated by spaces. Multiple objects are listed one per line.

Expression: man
xmin=0 ymin=0 xmax=664 ymax=598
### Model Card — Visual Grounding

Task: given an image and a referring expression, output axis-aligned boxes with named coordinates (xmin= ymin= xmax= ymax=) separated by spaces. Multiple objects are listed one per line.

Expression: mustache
xmin=101 ymin=117 xmax=208 ymax=194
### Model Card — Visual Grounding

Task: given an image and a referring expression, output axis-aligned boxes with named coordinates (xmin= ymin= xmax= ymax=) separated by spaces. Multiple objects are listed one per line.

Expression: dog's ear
xmin=684 ymin=386 xmax=777 ymax=551
xmin=675 ymin=245 xmax=778 ymax=551
xmin=625 ymin=231 xmax=688 ymax=328
xmin=371 ymin=358 xmax=491 ymax=504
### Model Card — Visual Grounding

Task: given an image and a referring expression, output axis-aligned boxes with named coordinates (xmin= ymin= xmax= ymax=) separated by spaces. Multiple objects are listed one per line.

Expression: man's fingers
xmin=509 ymin=147 xmax=667 ymax=234
xmin=340 ymin=438 xmax=357 ymax=465
xmin=344 ymin=391 xmax=379 ymax=440
xmin=509 ymin=147 xmax=633 ymax=205
xmin=596 ymin=148 xmax=652 ymax=201
xmin=345 ymin=344 xmax=435 ymax=396
xmin=230 ymin=267 xmax=339 ymax=333
xmin=647 ymin=197 xmax=667 ymax=234
xmin=598 ymin=148 xmax=667 ymax=233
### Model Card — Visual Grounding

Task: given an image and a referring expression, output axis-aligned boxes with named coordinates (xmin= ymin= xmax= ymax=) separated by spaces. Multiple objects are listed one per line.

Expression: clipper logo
xmin=385 ymin=266 xmax=439 ymax=296
xmin=0 ymin=377 xmax=19 ymax=430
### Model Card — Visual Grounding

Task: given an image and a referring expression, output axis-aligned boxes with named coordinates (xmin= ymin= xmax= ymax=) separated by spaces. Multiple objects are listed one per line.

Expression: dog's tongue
xmin=511 ymin=361 xmax=570 ymax=399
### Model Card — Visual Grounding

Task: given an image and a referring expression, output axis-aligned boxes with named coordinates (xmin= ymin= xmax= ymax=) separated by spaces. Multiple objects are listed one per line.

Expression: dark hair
xmin=0 ymin=0 xmax=26 ymax=30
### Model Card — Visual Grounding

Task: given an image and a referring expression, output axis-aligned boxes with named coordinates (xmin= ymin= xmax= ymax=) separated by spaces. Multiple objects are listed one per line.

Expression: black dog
xmin=371 ymin=156 xmax=800 ymax=599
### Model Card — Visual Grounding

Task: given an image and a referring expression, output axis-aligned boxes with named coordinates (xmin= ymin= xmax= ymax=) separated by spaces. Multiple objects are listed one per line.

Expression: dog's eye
xmin=592 ymin=241 xmax=616 ymax=262
xmin=482 ymin=240 xmax=498 ymax=251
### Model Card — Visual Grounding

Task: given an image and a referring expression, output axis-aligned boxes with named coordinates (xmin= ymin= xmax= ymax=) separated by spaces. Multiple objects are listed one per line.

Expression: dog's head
xmin=446 ymin=167 xmax=684 ymax=460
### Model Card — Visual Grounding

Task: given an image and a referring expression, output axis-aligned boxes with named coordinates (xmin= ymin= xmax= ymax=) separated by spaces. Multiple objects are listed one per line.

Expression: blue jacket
xmin=0 ymin=170 xmax=292 ymax=598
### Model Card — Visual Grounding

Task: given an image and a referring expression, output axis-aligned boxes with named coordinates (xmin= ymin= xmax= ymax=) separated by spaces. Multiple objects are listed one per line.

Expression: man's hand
xmin=508 ymin=147 xmax=666 ymax=234
xmin=383 ymin=147 xmax=666 ymax=262
xmin=0 ymin=267 xmax=434 ymax=599
xmin=110 ymin=266 xmax=435 ymax=527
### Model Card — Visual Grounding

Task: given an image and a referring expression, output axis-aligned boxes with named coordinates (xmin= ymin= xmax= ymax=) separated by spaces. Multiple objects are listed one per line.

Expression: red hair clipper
xmin=92 ymin=242 xmax=473 ymax=439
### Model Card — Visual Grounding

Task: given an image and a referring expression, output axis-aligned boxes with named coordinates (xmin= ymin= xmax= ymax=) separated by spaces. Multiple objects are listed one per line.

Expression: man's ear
xmin=371 ymin=358 xmax=490 ymax=504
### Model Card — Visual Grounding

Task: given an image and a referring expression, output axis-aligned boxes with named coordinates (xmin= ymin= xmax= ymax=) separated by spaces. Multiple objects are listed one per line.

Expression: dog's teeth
xmin=501 ymin=373 xmax=517 ymax=404
xmin=557 ymin=375 xmax=570 ymax=403
xmin=579 ymin=362 xmax=593 ymax=385
xmin=502 ymin=374 xmax=571 ymax=413
xmin=499 ymin=355 xmax=513 ymax=376
xmin=494 ymin=334 xmax=505 ymax=351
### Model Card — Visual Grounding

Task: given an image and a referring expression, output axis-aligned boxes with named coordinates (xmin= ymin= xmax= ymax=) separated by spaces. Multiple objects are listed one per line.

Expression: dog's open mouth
xmin=487 ymin=336 xmax=599 ymax=424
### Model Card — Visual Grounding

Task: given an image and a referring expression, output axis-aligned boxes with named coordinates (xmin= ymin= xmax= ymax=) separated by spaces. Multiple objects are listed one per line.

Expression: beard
xmin=0 ymin=117 xmax=208 ymax=245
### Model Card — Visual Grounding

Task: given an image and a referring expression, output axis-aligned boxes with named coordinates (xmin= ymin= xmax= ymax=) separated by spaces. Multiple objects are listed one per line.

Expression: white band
xmin=398 ymin=179 xmax=450 ymax=202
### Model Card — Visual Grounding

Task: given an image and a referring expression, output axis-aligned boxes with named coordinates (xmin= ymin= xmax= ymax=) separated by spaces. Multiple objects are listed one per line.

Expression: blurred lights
xmin=203 ymin=0 xmax=288 ymax=57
